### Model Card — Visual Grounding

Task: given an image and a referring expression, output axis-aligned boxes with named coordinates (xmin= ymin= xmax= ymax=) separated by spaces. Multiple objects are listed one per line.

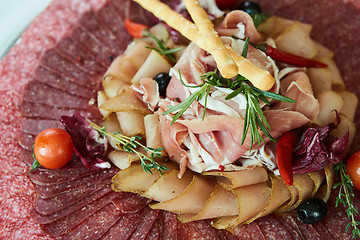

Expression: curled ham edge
xmin=107 ymin=2 xmax=332 ymax=230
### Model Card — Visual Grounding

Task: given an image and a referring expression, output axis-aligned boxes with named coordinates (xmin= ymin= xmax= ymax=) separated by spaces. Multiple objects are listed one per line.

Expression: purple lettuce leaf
xmin=60 ymin=113 xmax=110 ymax=170
xmin=292 ymin=115 xmax=349 ymax=174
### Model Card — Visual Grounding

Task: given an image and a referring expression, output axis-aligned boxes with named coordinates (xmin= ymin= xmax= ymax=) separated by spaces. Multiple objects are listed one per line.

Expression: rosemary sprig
xmin=333 ymin=162 xmax=360 ymax=239
xmin=144 ymin=30 xmax=183 ymax=62
xmin=163 ymin=37 xmax=294 ymax=149
xmin=88 ymin=121 xmax=168 ymax=174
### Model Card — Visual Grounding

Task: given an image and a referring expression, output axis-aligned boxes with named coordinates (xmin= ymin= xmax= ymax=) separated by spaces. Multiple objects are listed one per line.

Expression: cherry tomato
xmin=215 ymin=0 xmax=238 ymax=10
xmin=34 ymin=128 xmax=74 ymax=169
xmin=346 ymin=150 xmax=360 ymax=191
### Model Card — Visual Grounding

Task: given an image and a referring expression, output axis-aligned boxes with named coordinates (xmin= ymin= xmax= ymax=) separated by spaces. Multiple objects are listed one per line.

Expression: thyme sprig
xmin=144 ymin=30 xmax=183 ymax=62
xmin=88 ymin=121 xmax=168 ymax=174
xmin=333 ymin=162 xmax=360 ymax=239
xmin=163 ymin=37 xmax=294 ymax=149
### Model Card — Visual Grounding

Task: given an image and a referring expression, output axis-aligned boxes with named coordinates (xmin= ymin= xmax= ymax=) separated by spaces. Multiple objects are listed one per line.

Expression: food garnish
xmin=239 ymin=1 xmax=268 ymax=28
xmin=124 ymin=18 xmax=182 ymax=62
xmin=88 ymin=119 xmax=168 ymax=175
xmin=292 ymin=115 xmax=349 ymax=173
xmin=163 ymin=37 xmax=295 ymax=149
xmin=31 ymin=128 xmax=73 ymax=172
xmin=297 ymin=198 xmax=327 ymax=224
xmin=153 ymin=72 xmax=171 ymax=97
xmin=345 ymin=150 xmax=360 ymax=191
xmin=333 ymin=162 xmax=360 ymax=239
xmin=253 ymin=43 xmax=328 ymax=68
xmin=132 ymin=0 xmax=275 ymax=91
xmin=276 ymin=131 xmax=297 ymax=186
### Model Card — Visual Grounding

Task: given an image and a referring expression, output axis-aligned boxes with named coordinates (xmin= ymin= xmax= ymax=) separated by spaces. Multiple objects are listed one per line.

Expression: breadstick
xmin=132 ymin=0 xmax=275 ymax=90
xmin=132 ymin=0 xmax=238 ymax=78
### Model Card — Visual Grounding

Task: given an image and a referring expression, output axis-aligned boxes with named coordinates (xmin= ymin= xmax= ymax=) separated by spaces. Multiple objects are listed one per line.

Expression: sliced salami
xmin=58 ymin=200 xmax=124 ymax=240
xmin=21 ymin=118 xmax=62 ymax=136
xmin=101 ymin=206 xmax=150 ymax=239
xmin=40 ymin=191 xmax=118 ymax=237
xmin=20 ymin=101 xmax=102 ymax=122
xmin=256 ymin=215 xmax=293 ymax=240
xmin=159 ymin=210 xmax=178 ymax=240
xmin=23 ymin=81 xmax=95 ymax=109
xmin=31 ymin=187 xmax=112 ymax=224
xmin=35 ymin=170 xmax=115 ymax=199
xmin=34 ymin=66 xmax=97 ymax=98
xmin=129 ymin=208 xmax=160 ymax=239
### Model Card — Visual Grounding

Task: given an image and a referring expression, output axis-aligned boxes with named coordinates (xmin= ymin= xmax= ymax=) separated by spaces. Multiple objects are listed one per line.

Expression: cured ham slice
xmin=217 ymin=10 xmax=261 ymax=43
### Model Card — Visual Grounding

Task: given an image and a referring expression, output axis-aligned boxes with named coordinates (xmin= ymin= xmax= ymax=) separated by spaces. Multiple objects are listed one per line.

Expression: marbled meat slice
xmin=23 ymin=81 xmax=96 ymax=109
xmin=233 ymin=221 xmax=264 ymax=240
xmin=40 ymin=49 xmax=98 ymax=85
xmin=69 ymin=24 xmax=115 ymax=67
xmin=287 ymin=211 xmax=322 ymax=240
xmin=101 ymin=206 xmax=151 ymax=240
xmin=28 ymin=158 xmax=102 ymax=186
xmin=159 ymin=210 xmax=178 ymax=240
xmin=35 ymin=169 xmax=115 ymax=199
xmin=145 ymin=222 xmax=160 ymax=240
xmin=128 ymin=208 xmax=160 ymax=240
xmin=94 ymin=0 xmax=132 ymax=50
xmin=21 ymin=118 xmax=62 ymax=136
xmin=58 ymin=200 xmax=124 ymax=240
xmin=40 ymin=191 xmax=118 ymax=237
xmin=34 ymin=66 xmax=98 ymax=98
xmin=31 ymin=187 xmax=112 ymax=224
xmin=79 ymin=11 xmax=124 ymax=55
xmin=183 ymin=221 xmax=223 ymax=240
xmin=55 ymin=36 xmax=107 ymax=73
xmin=33 ymin=177 xmax=111 ymax=215
xmin=256 ymin=215 xmax=294 ymax=240
xmin=21 ymin=101 xmax=102 ymax=121
xmin=111 ymin=191 xmax=148 ymax=214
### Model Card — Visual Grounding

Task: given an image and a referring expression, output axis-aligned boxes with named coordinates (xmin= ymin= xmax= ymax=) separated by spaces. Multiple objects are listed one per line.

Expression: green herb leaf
xmin=250 ymin=12 xmax=269 ymax=28
xmin=29 ymin=153 xmax=41 ymax=173
xmin=333 ymin=162 xmax=360 ymax=239
xmin=88 ymin=120 xmax=168 ymax=175
xmin=144 ymin=31 xmax=183 ymax=62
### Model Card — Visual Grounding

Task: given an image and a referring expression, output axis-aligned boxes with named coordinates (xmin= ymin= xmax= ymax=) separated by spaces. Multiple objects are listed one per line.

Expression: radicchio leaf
xmin=292 ymin=115 xmax=349 ymax=173
xmin=60 ymin=113 xmax=110 ymax=170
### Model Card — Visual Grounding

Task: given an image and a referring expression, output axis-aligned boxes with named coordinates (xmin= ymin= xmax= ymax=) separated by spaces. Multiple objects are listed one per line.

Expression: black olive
xmin=239 ymin=1 xmax=262 ymax=15
xmin=297 ymin=198 xmax=327 ymax=224
xmin=153 ymin=72 xmax=171 ymax=97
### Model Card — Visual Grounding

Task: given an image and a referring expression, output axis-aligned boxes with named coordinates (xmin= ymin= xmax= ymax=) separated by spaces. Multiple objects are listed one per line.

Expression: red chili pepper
xmin=276 ymin=131 xmax=297 ymax=186
xmin=124 ymin=18 xmax=148 ymax=38
xmin=254 ymin=43 xmax=327 ymax=68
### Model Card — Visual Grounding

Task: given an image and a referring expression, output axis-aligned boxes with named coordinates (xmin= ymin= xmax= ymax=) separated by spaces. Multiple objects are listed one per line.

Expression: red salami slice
xmin=129 ymin=208 xmax=160 ymax=239
xmin=34 ymin=178 xmax=112 ymax=215
xmin=256 ymin=215 xmax=293 ymax=240
xmin=233 ymin=221 xmax=265 ymax=240
xmin=22 ymin=118 xmax=62 ymax=136
xmin=101 ymin=206 xmax=150 ymax=240
xmin=94 ymin=1 xmax=131 ymax=50
xmin=55 ymin=36 xmax=107 ymax=73
xmin=35 ymin=169 xmax=115 ymax=199
xmin=58 ymin=201 xmax=124 ymax=240
xmin=31 ymin=187 xmax=112 ymax=224
xmin=183 ymin=220 xmax=222 ymax=240
xmin=34 ymin=66 xmax=98 ymax=98
xmin=287 ymin=211 xmax=322 ymax=240
xmin=21 ymin=101 xmax=102 ymax=122
xmin=79 ymin=11 xmax=123 ymax=55
xmin=145 ymin=222 xmax=160 ymax=240
xmin=40 ymin=49 xmax=97 ymax=84
xmin=41 ymin=191 xmax=118 ymax=237
xmin=112 ymin=191 xmax=148 ymax=213
xmin=23 ymin=81 xmax=95 ymax=109
xmin=272 ymin=213 xmax=304 ymax=240
xmin=159 ymin=210 xmax=178 ymax=240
